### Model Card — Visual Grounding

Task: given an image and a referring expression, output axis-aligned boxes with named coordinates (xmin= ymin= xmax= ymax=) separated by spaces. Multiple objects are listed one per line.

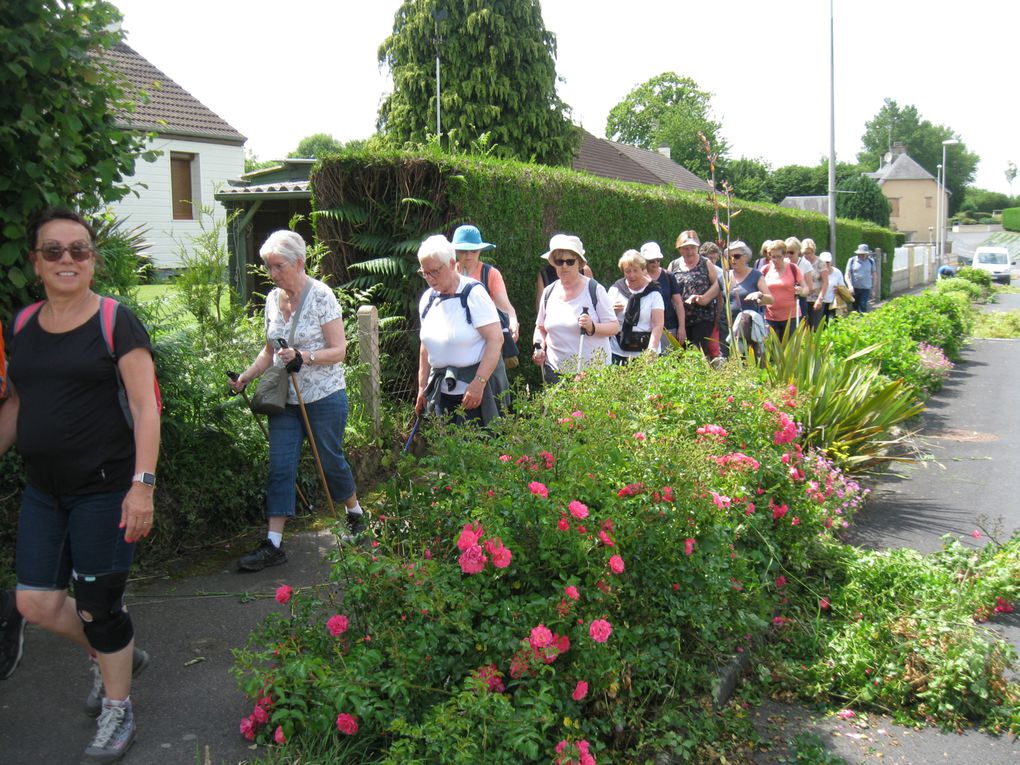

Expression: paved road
xmin=0 ymin=530 xmax=339 ymax=764
xmin=754 ymin=299 xmax=1020 ymax=765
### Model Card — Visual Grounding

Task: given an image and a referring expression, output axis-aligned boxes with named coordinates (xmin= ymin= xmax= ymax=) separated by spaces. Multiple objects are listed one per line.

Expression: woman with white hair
xmin=415 ymin=234 xmax=507 ymax=425
xmin=229 ymin=230 xmax=365 ymax=570
xmin=607 ymin=249 xmax=664 ymax=363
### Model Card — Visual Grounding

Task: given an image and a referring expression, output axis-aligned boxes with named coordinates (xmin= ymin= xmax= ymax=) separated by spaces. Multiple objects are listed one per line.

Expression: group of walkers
xmin=0 ymin=209 xmax=881 ymax=762
xmin=414 ymin=225 xmax=881 ymax=424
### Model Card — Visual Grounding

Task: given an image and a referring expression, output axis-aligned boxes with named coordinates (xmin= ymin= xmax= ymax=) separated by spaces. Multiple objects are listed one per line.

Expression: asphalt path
xmin=754 ymin=293 xmax=1020 ymax=765
xmin=0 ymin=530 xmax=340 ymax=765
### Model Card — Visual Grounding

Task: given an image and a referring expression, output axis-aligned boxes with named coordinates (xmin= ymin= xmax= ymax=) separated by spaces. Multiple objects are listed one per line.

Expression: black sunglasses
xmin=553 ymin=258 xmax=577 ymax=267
xmin=35 ymin=241 xmax=95 ymax=262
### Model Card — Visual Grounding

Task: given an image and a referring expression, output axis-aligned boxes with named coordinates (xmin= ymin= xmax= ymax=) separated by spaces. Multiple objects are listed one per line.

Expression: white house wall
xmin=109 ymin=136 xmax=244 ymax=269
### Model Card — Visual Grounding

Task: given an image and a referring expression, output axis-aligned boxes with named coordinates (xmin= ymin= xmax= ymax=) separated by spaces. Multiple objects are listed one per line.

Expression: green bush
xmin=1002 ymin=207 xmax=1020 ymax=232
xmin=935 ymin=277 xmax=982 ymax=302
xmin=957 ymin=266 xmax=993 ymax=290
xmin=233 ymin=354 xmax=871 ymax=762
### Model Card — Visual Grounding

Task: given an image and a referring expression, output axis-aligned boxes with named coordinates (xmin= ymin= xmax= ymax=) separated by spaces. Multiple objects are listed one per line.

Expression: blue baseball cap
xmin=451 ymin=225 xmax=494 ymax=252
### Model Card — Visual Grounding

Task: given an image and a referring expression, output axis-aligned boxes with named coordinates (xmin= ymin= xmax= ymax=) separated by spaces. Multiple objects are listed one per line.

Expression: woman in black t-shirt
xmin=0 ymin=208 xmax=160 ymax=762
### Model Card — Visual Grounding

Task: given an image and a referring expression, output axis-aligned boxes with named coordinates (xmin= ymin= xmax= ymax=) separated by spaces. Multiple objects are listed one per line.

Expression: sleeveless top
xmin=671 ymin=256 xmax=716 ymax=323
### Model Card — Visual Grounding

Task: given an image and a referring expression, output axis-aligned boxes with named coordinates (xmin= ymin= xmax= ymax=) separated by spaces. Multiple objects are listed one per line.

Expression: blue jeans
xmin=266 ymin=389 xmax=356 ymax=517
xmin=852 ymin=288 xmax=871 ymax=313
xmin=16 ymin=485 xmax=134 ymax=589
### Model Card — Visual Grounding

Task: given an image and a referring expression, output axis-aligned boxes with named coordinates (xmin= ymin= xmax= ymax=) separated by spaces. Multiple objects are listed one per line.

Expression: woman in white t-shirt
xmin=607 ymin=249 xmax=664 ymax=363
xmin=815 ymin=252 xmax=846 ymax=320
xmin=415 ymin=235 xmax=506 ymax=425
xmin=532 ymin=234 xmax=619 ymax=383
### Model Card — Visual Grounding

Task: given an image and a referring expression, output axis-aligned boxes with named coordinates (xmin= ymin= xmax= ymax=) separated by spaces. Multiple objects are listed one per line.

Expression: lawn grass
xmin=972 ymin=310 xmax=1020 ymax=339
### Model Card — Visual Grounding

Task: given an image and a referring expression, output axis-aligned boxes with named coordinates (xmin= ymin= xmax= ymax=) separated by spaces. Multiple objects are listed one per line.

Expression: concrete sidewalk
xmin=0 ymin=530 xmax=340 ymax=764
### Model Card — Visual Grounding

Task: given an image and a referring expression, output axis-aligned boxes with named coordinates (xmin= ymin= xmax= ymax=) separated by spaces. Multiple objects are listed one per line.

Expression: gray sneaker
xmin=85 ymin=648 xmax=150 ymax=717
xmin=83 ymin=698 xmax=135 ymax=763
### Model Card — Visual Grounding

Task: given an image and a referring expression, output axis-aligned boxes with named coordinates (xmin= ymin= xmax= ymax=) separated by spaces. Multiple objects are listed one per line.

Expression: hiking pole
xmin=275 ymin=340 xmax=338 ymax=519
xmin=403 ymin=414 xmax=421 ymax=454
xmin=577 ymin=306 xmax=590 ymax=373
xmin=226 ymin=370 xmax=313 ymax=512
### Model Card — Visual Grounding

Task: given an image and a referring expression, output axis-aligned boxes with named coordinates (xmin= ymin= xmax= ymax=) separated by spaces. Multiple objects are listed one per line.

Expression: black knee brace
xmin=72 ymin=571 xmax=133 ymax=653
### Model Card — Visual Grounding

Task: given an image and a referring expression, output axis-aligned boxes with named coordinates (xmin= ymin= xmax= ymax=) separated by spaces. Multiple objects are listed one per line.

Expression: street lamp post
xmin=940 ymin=139 xmax=960 ymax=265
xmin=827 ymin=0 xmax=837 ymax=256
xmin=935 ymin=163 xmax=942 ymax=265
xmin=432 ymin=9 xmax=448 ymax=139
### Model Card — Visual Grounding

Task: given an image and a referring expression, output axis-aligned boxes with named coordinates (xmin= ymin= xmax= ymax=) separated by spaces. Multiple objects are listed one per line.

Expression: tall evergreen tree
xmin=378 ymin=0 xmax=577 ymax=166
xmin=836 ymin=174 xmax=890 ymax=228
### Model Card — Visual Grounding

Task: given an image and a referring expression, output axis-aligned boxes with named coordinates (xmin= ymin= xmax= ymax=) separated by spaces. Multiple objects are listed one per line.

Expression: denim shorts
xmin=16 ymin=484 xmax=135 ymax=590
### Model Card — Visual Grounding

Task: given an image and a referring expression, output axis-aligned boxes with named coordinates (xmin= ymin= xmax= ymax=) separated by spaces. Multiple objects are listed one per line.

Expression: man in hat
xmin=640 ymin=241 xmax=685 ymax=349
xmin=846 ymin=243 xmax=878 ymax=313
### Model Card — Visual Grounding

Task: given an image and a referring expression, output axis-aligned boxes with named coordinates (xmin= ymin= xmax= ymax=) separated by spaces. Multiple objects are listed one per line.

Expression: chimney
xmin=657 ymin=145 xmax=671 ymax=159
xmin=891 ymin=141 xmax=907 ymax=156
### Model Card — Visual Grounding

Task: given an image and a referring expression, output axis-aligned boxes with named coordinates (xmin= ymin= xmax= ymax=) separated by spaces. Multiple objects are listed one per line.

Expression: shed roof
xmin=105 ymin=43 xmax=245 ymax=144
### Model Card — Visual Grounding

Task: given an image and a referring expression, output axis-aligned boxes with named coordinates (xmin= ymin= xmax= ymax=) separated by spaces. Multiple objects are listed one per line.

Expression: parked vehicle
xmin=972 ymin=246 xmax=1014 ymax=284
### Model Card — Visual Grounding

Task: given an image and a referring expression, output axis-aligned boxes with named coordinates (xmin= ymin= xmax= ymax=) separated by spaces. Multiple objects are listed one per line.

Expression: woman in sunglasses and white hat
xmin=533 ymin=234 xmax=618 ymax=383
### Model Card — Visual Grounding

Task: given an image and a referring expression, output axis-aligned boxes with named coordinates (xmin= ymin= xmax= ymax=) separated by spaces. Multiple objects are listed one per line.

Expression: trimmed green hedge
xmin=1002 ymin=207 xmax=1020 ymax=232
xmin=311 ymin=150 xmax=902 ymax=383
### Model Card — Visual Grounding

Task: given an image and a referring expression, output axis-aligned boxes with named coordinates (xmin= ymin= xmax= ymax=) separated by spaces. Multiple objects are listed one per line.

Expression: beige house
xmin=865 ymin=145 xmax=946 ymax=243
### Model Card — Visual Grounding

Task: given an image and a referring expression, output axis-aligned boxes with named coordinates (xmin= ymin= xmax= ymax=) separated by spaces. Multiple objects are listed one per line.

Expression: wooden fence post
xmin=357 ymin=305 xmax=381 ymax=440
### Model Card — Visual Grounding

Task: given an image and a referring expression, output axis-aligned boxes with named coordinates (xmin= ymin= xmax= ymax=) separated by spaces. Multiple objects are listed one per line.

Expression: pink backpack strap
xmin=13 ymin=301 xmax=46 ymax=335
xmin=97 ymin=296 xmax=119 ymax=357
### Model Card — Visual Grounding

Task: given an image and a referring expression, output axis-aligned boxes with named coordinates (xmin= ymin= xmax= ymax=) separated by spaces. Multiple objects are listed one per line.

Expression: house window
xmin=925 ymin=196 xmax=933 ymax=208
xmin=170 ymin=152 xmax=198 ymax=220
xmin=888 ymin=197 xmax=900 ymax=217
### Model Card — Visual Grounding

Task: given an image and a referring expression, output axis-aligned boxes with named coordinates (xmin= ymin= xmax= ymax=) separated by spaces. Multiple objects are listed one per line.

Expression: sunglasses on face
xmin=553 ymin=258 xmax=577 ymax=267
xmin=786 ymin=250 xmax=798 ymax=255
xmin=730 ymin=252 xmax=745 ymax=259
xmin=35 ymin=241 xmax=95 ymax=262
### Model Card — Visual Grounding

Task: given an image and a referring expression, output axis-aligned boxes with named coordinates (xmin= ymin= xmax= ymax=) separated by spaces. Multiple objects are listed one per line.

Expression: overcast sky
xmin=112 ymin=0 xmax=1018 ymax=194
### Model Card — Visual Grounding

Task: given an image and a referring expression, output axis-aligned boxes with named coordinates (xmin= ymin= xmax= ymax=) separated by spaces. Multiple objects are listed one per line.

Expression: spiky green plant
xmin=762 ymin=323 xmax=925 ymax=468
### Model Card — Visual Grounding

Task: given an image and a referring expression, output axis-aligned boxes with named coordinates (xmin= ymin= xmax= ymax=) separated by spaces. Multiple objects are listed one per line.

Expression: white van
xmin=972 ymin=246 xmax=1014 ymax=284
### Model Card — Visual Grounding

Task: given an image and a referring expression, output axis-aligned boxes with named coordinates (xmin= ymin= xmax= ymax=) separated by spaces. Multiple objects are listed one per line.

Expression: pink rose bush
xmin=234 ymin=353 xmax=881 ymax=758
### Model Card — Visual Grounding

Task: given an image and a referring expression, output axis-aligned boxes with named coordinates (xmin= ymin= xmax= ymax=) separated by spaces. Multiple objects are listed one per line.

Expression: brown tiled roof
xmin=104 ymin=43 xmax=245 ymax=144
xmin=572 ymin=130 xmax=710 ymax=192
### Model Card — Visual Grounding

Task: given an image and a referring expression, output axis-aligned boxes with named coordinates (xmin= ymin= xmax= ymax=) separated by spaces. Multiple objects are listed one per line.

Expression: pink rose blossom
xmin=710 ymin=491 xmax=732 ymax=509
xmin=458 ymin=544 xmax=488 ymax=574
xmin=598 ymin=530 xmax=614 ymax=547
xmin=837 ymin=708 xmax=855 ymax=720
xmin=336 ymin=713 xmax=359 ymax=735
xmin=530 ymin=624 xmax=553 ymax=649
xmin=251 ymin=705 xmax=269 ymax=724
xmin=274 ymin=725 xmax=286 ymax=744
xmin=487 ymin=538 xmax=512 ymax=569
xmin=633 ymin=431 xmax=646 ymax=441
xmin=774 ymin=575 xmax=787 ymax=589
xmin=608 ymin=555 xmax=625 ymax=574
xmin=572 ymin=680 xmax=589 ymax=701
xmin=275 ymin=585 xmax=293 ymax=605
xmin=528 ymin=481 xmax=549 ymax=498
xmin=557 ymin=515 xmax=570 ymax=531
xmin=971 ymin=529 xmax=982 ymax=539
xmin=327 ymin=614 xmax=349 ymax=637
xmin=684 ymin=538 xmax=695 ymax=556
xmin=589 ymin=619 xmax=612 ymax=643
xmin=568 ymin=499 xmax=589 ymax=519
xmin=819 ymin=597 xmax=831 ymax=610
xmin=565 ymin=585 xmax=580 ymax=600
xmin=456 ymin=522 xmax=484 ymax=551
xmin=239 ymin=716 xmax=256 ymax=741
